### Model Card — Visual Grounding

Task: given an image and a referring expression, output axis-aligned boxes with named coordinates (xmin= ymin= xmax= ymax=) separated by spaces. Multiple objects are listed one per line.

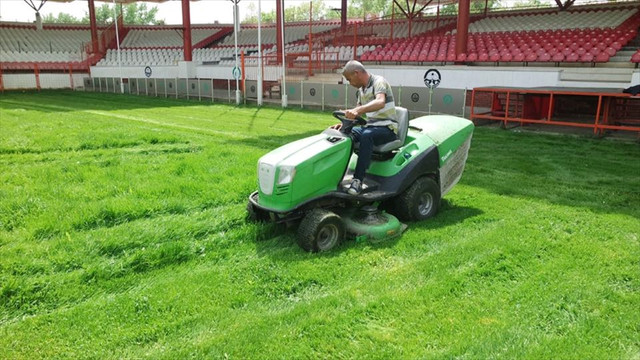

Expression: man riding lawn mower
xmin=247 ymin=62 xmax=474 ymax=252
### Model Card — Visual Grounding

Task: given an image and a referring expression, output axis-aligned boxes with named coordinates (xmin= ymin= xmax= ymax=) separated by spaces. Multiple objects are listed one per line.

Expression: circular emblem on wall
xmin=331 ymin=89 xmax=339 ymax=99
xmin=288 ymin=86 xmax=296 ymax=95
xmin=424 ymin=69 xmax=441 ymax=89
xmin=232 ymin=66 xmax=241 ymax=80
xmin=411 ymin=93 xmax=420 ymax=102
xmin=251 ymin=85 xmax=256 ymax=92
xmin=144 ymin=66 xmax=152 ymax=78
xmin=310 ymin=88 xmax=316 ymax=96
xmin=443 ymin=94 xmax=453 ymax=104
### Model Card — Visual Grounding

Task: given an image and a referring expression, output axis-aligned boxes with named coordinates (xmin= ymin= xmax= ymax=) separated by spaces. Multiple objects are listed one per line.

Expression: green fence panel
xmin=303 ymin=82 xmax=322 ymax=105
xmin=286 ymin=82 xmax=302 ymax=102
xmin=245 ymin=80 xmax=258 ymax=99
xmin=324 ymin=84 xmax=347 ymax=108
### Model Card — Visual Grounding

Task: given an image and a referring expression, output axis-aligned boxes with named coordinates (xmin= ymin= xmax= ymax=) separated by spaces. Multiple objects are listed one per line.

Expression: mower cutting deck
xmin=247 ymin=108 xmax=474 ymax=252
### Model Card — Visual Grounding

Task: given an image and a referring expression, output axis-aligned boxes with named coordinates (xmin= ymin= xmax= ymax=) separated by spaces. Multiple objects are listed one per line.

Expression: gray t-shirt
xmin=356 ymin=74 xmax=397 ymax=132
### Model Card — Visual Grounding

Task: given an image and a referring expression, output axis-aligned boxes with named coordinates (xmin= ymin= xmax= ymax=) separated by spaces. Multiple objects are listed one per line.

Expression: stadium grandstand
xmin=1 ymin=0 xmax=638 ymax=135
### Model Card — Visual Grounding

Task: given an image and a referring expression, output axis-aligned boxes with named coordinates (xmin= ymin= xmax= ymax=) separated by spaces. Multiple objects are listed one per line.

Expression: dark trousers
xmin=351 ymin=126 xmax=397 ymax=181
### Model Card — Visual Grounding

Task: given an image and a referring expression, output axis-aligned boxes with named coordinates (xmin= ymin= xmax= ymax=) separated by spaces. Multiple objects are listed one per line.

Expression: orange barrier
xmin=470 ymin=86 xmax=640 ymax=135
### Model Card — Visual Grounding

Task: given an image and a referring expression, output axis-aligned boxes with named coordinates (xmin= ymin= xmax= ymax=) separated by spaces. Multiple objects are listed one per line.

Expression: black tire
xmin=296 ymin=209 xmax=345 ymax=252
xmin=246 ymin=201 xmax=268 ymax=223
xmin=392 ymin=176 xmax=441 ymax=222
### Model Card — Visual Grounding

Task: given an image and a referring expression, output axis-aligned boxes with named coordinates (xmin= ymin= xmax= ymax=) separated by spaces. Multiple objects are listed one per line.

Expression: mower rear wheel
xmin=392 ymin=176 xmax=441 ymax=222
xmin=297 ymin=209 xmax=345 ymax=252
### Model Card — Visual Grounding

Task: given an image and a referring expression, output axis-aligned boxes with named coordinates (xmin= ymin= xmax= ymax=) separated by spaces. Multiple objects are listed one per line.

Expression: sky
xmin=0 ymin=0 xmax=343 ymax=24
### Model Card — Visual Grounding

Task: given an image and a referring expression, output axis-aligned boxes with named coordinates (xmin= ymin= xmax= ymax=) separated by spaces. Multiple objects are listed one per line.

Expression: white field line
xmin=1 ymin=100 xmax=252 ymax=140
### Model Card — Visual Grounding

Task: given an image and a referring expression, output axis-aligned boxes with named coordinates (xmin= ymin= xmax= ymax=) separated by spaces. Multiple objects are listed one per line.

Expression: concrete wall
xmin=2 ymin=73 xmax=88 ymax=90
xmin=88 ymin=63 xmax=638 ymax=90
xmin=5 ymin=63 xmax=636 ymax=92
xmin=370 ymin=65 xmax=637 ymax=90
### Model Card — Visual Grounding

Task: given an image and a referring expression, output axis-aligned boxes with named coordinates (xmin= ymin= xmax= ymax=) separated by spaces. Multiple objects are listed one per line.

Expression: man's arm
xmin=345 ymin=93 xmax=386 ymax=119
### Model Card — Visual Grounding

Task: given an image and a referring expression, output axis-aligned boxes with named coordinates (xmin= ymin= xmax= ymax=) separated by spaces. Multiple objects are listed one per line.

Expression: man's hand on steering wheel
xmin=344 ymin=109 xmax=360 ymax=119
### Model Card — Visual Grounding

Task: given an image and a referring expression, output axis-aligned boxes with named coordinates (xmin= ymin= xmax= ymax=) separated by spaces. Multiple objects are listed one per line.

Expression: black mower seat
xmin=373 ymin=106 xmax=409 ymax=153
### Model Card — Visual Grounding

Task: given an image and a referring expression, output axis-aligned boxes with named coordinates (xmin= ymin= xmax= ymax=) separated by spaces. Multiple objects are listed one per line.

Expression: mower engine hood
xmin=257 ymin=133 xmax=352 ymax=211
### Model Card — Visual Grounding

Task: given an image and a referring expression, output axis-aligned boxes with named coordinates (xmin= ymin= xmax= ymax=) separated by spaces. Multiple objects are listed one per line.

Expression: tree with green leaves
xmin=87 ymin=3 xmax=164 ymax=25
xmin=513 ymin=0 xmax=543 ymax=9
xmin=440 ymin=0 xmax=501 ymax=15
xmin=242 ymin=0 xmax=392 ymax=24
xmin=40 ymin=3 xmax=164 ymax=25
xmin=42 ymin=12 xmax=82 ymax=24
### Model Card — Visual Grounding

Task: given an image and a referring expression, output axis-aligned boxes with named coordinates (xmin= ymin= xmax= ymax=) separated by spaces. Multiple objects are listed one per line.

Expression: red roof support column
xmin=276 ymin=0 xmax=283 ymax=64
xmin=88 ymin=0 xmax=99 ymax=53
xmin=456 ymin=0 xmax=470 ymax=59
xmin=182 ymin=0 xmax=192 ymax=61
xmin=341 ymin=0 xmax=347 ymax=29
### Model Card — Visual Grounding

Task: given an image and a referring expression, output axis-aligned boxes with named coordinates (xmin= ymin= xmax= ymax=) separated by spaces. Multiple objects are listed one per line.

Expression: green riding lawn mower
xmin=247 ymin=107 xmax=474 ymax=252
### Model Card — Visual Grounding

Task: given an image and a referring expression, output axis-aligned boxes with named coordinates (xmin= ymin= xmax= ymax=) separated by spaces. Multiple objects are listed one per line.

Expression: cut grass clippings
xmin=1 ymin=90 xmax=638 ymax=359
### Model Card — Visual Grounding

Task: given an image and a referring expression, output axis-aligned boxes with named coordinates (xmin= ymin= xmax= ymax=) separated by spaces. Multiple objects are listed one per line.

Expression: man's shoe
xmin=347 ymin=179 xmax=362 ymax=195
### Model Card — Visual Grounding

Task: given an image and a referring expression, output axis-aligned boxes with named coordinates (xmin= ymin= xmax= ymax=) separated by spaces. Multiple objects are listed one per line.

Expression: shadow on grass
xmin=252 ymin=200 xmax=484 ymax=260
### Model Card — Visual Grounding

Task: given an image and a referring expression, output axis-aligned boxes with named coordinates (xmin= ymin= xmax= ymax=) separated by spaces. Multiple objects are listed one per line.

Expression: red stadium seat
xmin=580 ymin=53 xmax=594 ymax=62
xmin=604 ymin=47 xmax=616 ymax=56
xmin=467 ymin=53 xmax=478 ymax=61
xmin=538 ymin=52 xmax=551 ymax=62
xmin=552 ymin=53 xmax=565 ymax=62
xmin=525 ymin=52 xmax=537 ymax=62
xmin=566 ymin=53 xmax=579 ymax=62
xmin=631 ymin=51 xmax=640 ymax=63
xmin=595 ymin=52 xmax=610 ymax=63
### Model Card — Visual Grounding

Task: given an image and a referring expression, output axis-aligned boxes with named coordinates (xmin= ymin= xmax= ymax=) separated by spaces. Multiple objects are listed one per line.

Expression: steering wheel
xmin=332 ymin=111 xmax=367 ymax=134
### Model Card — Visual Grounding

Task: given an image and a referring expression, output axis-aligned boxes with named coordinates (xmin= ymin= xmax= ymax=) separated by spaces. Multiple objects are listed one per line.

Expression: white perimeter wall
xmin=3 ymin=73 xmax=87 ymax=89
xmin=5 ymin=64 xmax=637 ymax=90
xmin=89 ymin=65 xmax=283 ymax=82
xmin=370 ymin=66 xmax=637 ymax=90
xmin=89 ymin=64 xmax=638 ymax=89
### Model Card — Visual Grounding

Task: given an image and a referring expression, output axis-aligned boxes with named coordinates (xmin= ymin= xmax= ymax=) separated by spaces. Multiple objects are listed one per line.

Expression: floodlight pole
xmin=112 ymin=0 xmax=124 ymax=93
xmin=281 ymin=0 xmax=287 ymax=108
xmin=257 ymin=0 xmax=263 ymax=106
xmin=232 ymin=0 xmax=241 ymax=105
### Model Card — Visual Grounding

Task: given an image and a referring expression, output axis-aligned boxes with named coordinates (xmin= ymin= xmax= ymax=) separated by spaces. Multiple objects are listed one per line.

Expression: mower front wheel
xmin=246 ymin=201 xmax=270 ymax=223
xmin=297 ymin=209 xmax=345 ymax=252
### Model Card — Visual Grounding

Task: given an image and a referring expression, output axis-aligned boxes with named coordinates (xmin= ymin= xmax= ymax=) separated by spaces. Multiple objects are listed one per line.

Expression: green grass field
xmin=1 ymin=90 xmax=639 ymax=359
